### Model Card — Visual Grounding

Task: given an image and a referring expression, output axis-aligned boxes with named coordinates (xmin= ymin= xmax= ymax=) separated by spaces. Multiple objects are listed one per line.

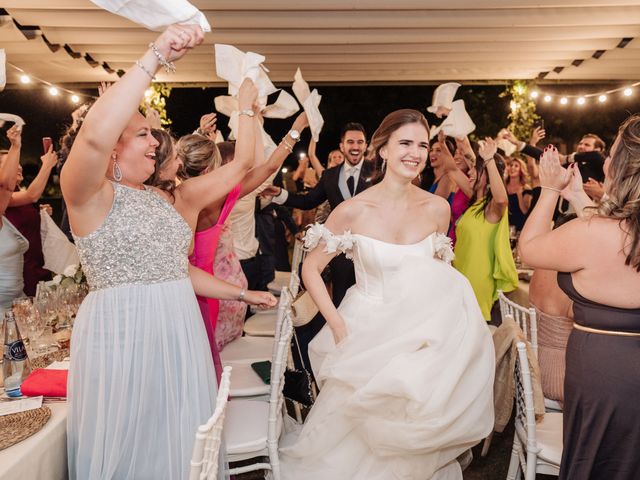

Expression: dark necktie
xmin=346 ymin=175 xmax=355 ymax=196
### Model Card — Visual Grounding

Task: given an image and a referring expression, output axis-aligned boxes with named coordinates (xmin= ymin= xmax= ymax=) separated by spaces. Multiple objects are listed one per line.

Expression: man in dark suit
xmin=268 ymin=122 xmax=371 ymax=307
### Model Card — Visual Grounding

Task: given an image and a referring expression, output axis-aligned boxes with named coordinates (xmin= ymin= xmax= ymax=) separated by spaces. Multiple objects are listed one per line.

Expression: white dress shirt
xmin=271 ymin=159 xmax=365 ymax=204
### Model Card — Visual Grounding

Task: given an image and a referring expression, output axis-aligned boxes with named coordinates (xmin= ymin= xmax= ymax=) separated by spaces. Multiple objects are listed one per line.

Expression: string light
xmin=6 ymin=62 xmax=95 ymax=105
xmin=531 ymin=81 xmax=640 ymax=106
xmin=282 ymin=167 xmax=288 ymax=173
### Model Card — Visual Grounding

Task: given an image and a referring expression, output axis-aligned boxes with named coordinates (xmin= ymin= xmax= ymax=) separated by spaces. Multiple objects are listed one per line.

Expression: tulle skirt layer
xmin=67 ymin=278 xmax=218 ymax=480
xmin=280 ymin=257 xmax=495 ymax=480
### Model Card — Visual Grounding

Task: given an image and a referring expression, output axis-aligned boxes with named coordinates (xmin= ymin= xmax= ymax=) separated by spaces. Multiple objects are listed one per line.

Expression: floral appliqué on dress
xmin=303 ymin=223 xmax=355 ymax=260
xmin=433 ymin=233 xmax=455 ymax=264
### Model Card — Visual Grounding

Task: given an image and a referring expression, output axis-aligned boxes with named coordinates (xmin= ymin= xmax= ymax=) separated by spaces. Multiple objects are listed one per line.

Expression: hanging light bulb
xmin=598 ymin=94 xmax=607 ymax=103
xmin=624 ymin=88 xmax=633 ymax=96
xmin=560 ymin=97 xmax=568 ymax=105
xmin=20 ymin=74 xmax=31 ymax=84
xmin=71 ymin=94 xmax=80 ymax=104
xmin=144 ymin=88 xmax=153 ymax=99
xmin=530 ymin=91 xmax=539 ymax=99
xmin=282 ymin=167 xmax=288 ymax=173
xmin=510 ymin=100 xmax=518 ymax=111
xmin=577 ymin=97 xmax=586 ymax=105
xmin=49 ymin=86 xmax=59 ymax=96
xmin=543 ymin=95 xmax=552 ymax=103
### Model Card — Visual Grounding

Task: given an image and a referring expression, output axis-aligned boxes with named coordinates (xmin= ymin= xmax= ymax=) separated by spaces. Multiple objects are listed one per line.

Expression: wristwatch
xmin=288 ymin=129 xmax=301 ymax=142
xmin=238 ymin=109 xmax=255 ymax=118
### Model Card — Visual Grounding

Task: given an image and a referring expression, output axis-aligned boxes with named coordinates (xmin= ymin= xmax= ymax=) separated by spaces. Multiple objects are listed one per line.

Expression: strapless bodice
xmin=304 ymin=224 xmax=454 ymax=300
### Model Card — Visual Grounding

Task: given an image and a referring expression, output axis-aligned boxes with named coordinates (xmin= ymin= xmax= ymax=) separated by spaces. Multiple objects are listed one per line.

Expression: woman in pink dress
xmin=175 ymin=112 xmax=309 ymax=378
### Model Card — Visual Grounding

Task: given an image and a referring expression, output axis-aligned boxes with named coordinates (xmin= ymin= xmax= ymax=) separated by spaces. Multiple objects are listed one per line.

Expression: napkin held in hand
xmin=20 ymin=369 xmax=68 ymax=398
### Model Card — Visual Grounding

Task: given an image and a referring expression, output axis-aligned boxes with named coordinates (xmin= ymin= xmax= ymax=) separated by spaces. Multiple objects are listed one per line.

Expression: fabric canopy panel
xmin=2 ymin=0 xmax=640 ymax=85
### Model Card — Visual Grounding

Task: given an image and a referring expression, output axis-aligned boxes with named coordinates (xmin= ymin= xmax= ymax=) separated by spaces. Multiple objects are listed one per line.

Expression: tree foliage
xmin=500 ymin=80 xmax=540 ymax=140
xmin=139 ymin=83 xmax=173 ymax=126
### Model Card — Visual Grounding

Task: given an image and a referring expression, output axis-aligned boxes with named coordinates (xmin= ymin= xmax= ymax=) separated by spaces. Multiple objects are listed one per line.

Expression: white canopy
xmin=2 ymin=0 xmax=640 ymax=86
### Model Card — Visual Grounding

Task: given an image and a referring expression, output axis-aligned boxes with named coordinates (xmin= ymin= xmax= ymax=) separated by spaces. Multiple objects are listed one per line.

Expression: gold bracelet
xmin=281 ymin=138 xmax=294 ymax=152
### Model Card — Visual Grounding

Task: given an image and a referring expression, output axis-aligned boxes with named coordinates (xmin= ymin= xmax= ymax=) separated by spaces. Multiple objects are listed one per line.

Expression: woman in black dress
xmin=519 ymin=116 xmax=640 ymax=479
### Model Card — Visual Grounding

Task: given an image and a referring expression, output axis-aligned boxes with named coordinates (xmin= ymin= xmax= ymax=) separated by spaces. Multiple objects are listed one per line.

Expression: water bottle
xmin=3 ymin=311 xmax=31 ymax=397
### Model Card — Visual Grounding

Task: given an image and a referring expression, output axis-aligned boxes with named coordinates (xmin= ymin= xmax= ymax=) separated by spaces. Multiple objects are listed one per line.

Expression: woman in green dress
xmin=452 ymin=137 xmax=518 ymax=320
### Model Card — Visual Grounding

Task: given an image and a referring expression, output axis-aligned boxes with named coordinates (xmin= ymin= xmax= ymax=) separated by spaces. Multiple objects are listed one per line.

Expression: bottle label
xmin=4 ymin=340 xmax=27 ymax=361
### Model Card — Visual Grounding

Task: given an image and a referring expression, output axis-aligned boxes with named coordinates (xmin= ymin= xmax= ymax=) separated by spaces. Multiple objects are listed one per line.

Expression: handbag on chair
xmin=290 ymin=290 xmax=319 ymax=327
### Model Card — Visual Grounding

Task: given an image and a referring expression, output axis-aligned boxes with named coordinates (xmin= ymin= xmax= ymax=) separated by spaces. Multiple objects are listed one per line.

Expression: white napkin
xmin=0 ymin=49 xmax=5 ymax=92
xmin=40 ymin=210 xmax=80 ymax=275
xmin=427 ymin=82 xmax=461 ymax=118
xmin=215 ymin=44 xmax=277 ymax=104
xmin=90 ymin=0 xmax=210 ymax=32
xmin=497 ymin=138 xmax=517 ymax=157
xmin=215 ymin=51 xmax=299 ymax=152
xmin=0 ymin=113 xmax=26 ymax=128
xmin=292 ymin=68 xmax=323 ymax=142
xmin=430 ymin=100 xmax=476 ymax=140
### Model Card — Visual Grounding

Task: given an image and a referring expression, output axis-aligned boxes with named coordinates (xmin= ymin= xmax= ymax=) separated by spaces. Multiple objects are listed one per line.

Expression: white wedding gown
xmin=280 ymin=225 xmax=495 ymax=480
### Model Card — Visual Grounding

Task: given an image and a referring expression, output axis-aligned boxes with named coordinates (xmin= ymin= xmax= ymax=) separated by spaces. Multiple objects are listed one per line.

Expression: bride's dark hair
xmin=367 ymin=109 xmax=430 ymax=183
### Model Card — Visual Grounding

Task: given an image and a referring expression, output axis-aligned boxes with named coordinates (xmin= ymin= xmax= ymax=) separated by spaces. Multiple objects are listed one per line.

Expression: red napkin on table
xmin=20 ymin=369 xmax=68 ymax=397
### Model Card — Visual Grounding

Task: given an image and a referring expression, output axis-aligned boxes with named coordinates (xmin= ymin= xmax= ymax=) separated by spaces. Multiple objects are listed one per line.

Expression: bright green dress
xmin=453 ymin=200 xmax=519 ymax=320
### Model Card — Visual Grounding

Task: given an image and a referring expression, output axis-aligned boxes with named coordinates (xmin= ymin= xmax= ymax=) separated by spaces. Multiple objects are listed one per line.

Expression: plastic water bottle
xmin=2 ymin=311 xmax=31 ymax=397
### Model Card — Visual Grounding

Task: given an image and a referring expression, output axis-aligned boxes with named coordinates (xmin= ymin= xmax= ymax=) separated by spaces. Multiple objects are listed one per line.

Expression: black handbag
xmin=250 ymin=361 xmax=315 ymax=407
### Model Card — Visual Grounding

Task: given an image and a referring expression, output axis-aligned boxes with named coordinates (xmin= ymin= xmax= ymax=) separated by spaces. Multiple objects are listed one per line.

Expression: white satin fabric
xmin=280 ymin=230 xmax=495 ymax=480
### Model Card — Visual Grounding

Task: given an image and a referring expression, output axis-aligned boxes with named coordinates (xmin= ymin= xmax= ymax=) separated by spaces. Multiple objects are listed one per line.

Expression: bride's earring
xmin=112 ymin=154 xmax=123 ymax=182
xmin=381 ymin=158 xmax=387 ymax=172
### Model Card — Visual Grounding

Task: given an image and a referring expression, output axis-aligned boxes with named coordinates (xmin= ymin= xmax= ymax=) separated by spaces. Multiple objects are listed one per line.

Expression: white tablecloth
xmin=0 ymin=402 xmax=68 ymax=480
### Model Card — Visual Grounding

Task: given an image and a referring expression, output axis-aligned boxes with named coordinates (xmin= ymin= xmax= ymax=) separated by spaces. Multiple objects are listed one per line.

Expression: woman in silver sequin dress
xmin=61 ymin=26 xmax=275 ymax=479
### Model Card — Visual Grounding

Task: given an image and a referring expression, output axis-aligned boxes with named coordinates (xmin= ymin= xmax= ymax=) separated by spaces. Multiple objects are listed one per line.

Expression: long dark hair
xmin=470 ymin=152 xmax=506 ymax=217
xmin=368 ymin=109 xmax=430 ymax=184
xmin=145 ymin=128 xmax=177 ymax=197
xmin=597 ymin=114 xmax=640 ymax=270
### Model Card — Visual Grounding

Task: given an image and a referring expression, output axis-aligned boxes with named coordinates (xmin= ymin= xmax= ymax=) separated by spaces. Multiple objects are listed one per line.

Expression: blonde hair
xmin=505 ymin=157 xmax=531 ymax=188
xmin=175 ymin=134 xmax=222 ymax=180
xmin=597 ymin=115 xmax=640 ymax=271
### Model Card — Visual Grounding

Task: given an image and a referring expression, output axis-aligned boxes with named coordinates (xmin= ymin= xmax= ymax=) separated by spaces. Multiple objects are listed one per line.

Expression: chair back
xmin=498 ymin=290 xmax=538 ymax=357
xmin=189 ymin=366 xmax=232 ymax=480
xmin=513 ymin=342 xmax=539 ymax=480
xmin=266 ymin=290 xmax=295 ymax=479
xmin=291 ymin=238 xmax=305 ymax=279
xmin=289 ymin=271 xmax=301 ymax=298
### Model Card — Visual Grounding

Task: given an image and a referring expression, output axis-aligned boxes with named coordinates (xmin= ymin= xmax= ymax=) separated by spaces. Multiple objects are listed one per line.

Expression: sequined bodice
xmin=73 ymin=183 xmax=192 ymax=290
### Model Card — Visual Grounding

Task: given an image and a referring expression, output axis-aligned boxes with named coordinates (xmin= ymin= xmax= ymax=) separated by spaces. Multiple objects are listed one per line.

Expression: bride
xmin=279 ymin=109 xmax=495 ymax=479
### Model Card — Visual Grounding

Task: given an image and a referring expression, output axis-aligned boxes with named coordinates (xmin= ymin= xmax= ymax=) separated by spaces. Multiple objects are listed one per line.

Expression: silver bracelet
xmin=238 ymin=288 xmax=246 ymax=302
xmin=135 ymin=60 xmax=156 ymax=81
xmin=281 ymin=138 xmax=294 ymax=152
xmin=148 ymin=43 xmax=176 ymax=74
xmin=541 ymin=186 xmax=562 ymax=194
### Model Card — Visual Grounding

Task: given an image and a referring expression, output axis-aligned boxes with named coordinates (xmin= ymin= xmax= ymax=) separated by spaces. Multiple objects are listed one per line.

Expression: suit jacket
xmin=283 ymin=161 xmax=375 ymax=211
xmin=522 ymin=144 xmax=605 ymax=183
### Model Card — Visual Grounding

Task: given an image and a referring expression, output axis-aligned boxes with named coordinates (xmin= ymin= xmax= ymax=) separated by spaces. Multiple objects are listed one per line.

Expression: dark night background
xmin=2 ymin=81 xmax=640 ymax=192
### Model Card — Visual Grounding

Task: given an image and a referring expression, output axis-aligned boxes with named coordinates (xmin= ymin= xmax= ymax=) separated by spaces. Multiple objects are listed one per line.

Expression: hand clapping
xmin=539 ymin=145 xmax=571 ymax=192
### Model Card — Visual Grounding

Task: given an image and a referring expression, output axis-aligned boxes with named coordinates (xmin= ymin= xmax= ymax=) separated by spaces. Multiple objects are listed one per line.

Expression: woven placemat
xmin=30 ymin=348 xmax=70 ymax=370
xmin=0 ymin=406 xmax=52 ymax=451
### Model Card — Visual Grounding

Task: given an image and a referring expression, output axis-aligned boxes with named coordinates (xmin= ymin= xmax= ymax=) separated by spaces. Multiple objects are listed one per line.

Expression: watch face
xmin=290 ymin=129 xmax=300 ymax=140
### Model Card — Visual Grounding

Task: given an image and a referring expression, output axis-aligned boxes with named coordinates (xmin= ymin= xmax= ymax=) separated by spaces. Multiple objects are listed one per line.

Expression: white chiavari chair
xmin=189 ymin=366 xmax=232 ymax=480
xmin=224 ymin=291 xmax=294 ymax=480
xmin=506 ymin=342 xmax=562 ymax=480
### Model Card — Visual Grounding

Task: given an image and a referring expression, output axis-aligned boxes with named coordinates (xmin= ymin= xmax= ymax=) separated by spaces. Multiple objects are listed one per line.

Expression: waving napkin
xmin=215 ymin=44 xmax=299 ymax=150
xmin=40 ymin=210 xmax=80 ymax=274
xmin=292 ymin=68 xmax=324 ymax=142
xmin=430 ymin=99 xmax=476 ymax=140
xmin=90 ymin=0 xmax=210 ymax=32
xmin=0 ymin=49 xmax=5 ymax=92
xmin=427 ymin=82 xmax=461 ymax=118
xmin=0 ymin=113 xmax=25 ymax=128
